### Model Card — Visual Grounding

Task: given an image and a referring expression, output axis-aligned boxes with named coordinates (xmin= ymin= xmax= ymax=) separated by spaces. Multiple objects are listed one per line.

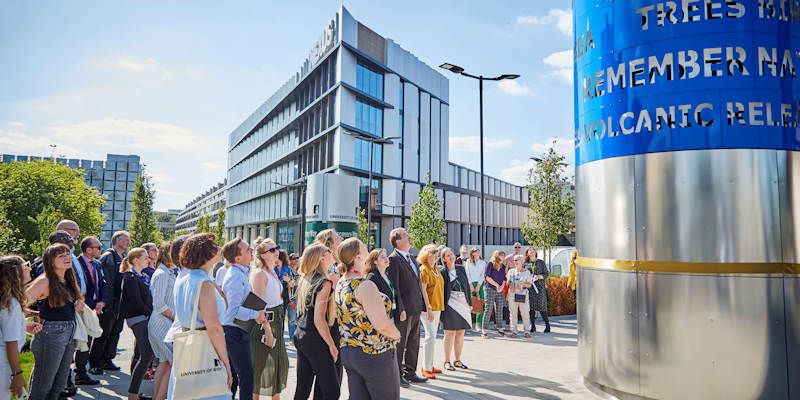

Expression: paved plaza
xmin=71 ymin=315 xmax=597 ymax=400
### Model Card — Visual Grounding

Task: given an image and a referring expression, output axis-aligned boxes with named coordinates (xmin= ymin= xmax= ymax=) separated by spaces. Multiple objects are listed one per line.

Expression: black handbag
xmin=513 ymin=293 xmax=527 ymax=303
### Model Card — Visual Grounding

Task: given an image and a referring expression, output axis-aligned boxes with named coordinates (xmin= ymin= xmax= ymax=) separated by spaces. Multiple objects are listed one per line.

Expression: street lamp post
xmin=439 ymin=63 xmax=519 ymax=256
xmin=345 ymin=131 xmax=399 ymax=250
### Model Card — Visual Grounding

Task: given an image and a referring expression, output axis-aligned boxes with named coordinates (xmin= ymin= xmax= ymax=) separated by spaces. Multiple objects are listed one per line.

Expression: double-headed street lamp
xmin=344 ymin=131 xmax=400 ymax=249
xmin=439 ymin=62 xmax=520 ymax=256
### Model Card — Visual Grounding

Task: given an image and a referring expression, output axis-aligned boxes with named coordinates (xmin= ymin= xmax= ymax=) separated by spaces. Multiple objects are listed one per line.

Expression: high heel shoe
xmin=443 ymin=361 xmax=456 ymax=371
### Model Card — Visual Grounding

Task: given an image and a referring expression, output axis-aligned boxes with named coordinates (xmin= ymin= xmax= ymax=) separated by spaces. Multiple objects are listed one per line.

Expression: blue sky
xmin=0 ymin=0 xmax=574 ymax=210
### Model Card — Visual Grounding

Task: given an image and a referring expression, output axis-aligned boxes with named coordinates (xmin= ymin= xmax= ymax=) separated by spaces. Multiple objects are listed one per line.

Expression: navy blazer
xmin=77 ymin=255 xmax=109 ymax=308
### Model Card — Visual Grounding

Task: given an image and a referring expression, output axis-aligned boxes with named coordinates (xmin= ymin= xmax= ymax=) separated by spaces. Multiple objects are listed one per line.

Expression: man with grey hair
xmin=88 ymin=230 xmax=130 ymax=374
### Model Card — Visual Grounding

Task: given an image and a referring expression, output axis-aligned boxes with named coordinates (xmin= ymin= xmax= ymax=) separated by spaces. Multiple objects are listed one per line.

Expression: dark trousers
xmin=224 ymin=325 xmax=254 ymax=400
xmin=395 ymin=313 xmax=421 ymax=377
xmin=74 ymin=337 xmax=93 ymax=375
xmin=293 ymin=337 xmax=340 ymax=400
xmin=128 ymin=320 xmax=154 ymax=394
xmin=89 ymin=298 xmax=124 ymax=367
xmin=531 ymin=310 xmax=550 ymax=330
xmin=341 ymin=347 xmax=400 ymax=400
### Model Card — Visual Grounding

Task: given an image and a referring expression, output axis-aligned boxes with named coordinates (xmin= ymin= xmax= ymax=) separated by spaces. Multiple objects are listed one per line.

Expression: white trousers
xmin=420 ymin=310 xmax=441 ymax=370
xmin=508 ymin=295 xmax=531 ymax=333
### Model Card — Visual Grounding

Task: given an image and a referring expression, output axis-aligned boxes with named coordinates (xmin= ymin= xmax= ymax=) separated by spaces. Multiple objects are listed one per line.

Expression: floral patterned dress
xmin=335 ymin=277 xmax=395 ymax=354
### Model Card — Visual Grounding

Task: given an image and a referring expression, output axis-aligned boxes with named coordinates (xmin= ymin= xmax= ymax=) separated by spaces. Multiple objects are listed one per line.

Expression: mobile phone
xmin=264 ymin=310 xmax=274 ymax=322
xmin=19 ymin=387 xmax=30 ymax=400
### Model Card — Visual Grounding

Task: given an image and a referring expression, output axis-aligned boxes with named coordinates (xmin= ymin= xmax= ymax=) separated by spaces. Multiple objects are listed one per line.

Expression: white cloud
xmin=449 ymin=136 xmax=513 ymax=153
xmin=517 ymin=9 xmax=573 ymax=36
xmin=48 ymin=118 xmax=211 ymax=154
xmin=500 ymin=159 xmax=537 ymax=186
xmin=0 ymin=126 xmax=85 ymax=159
xmin=200 ymin=161 xmax=224 ymax=171
xmin=89 ymin=54 xmax=169 ymax=81
xmin=497 ymin=80 xmax=534 ymax=97
xmin=499 ymin=137 xmax=575 ymax=185
xmin=543 ymin=50 xmax=573 ymax=84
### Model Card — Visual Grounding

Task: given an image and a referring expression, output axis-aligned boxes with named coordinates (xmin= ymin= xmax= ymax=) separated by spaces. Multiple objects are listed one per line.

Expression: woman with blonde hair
xmin=250 ymin=237 xmax=288 ymax=400
xmin=1 ymin=255 xmax=41 ymax=400
xmin=26 ymin=244 xmax=85 ymax=399
xmin=417 ymin=244 xmax=445 ymax=378
xmin=119 ymin=247 xmax=154 ymax=400
xmin=292 ymin=243 xmax=340 ymax=399
xmin=481 ymin=250 xmax=507 ymax=338
xmin=335 ymin=238 xmax=401 ymax=399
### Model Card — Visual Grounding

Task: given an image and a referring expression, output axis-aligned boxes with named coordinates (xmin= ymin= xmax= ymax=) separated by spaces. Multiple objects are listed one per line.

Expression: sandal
xmin=510 ymin=332 xmax=518 ymax=338
xmin=481 ymin=332 xmax=490 ymax=338
xmin=524 ymin=332 xmax=531 ymax=338
xmin=444 ymin=361 xmax=456 ymax=371
xmin=497 ymin=330 xmax=505 ymax=337
xmin=454 ymin=360 xmax=469 ymax=369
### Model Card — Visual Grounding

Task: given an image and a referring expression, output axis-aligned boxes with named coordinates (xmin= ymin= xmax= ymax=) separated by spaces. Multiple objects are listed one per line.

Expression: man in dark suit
xmin=74 ymin=236 xmax=108 ymax=385
xmin=386 ymin=227 xmax=427 ymax=387
xmin=88 ymin=230 xmax=130 ymax=374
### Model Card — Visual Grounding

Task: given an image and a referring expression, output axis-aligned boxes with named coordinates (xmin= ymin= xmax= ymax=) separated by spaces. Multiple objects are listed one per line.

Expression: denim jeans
xmin=286 ymin=304 xmax=297 ymax=340
xmin=224 ymin=325 xmax=253 ymax=400
xmin=30 ymin=320 xmax=76 ymax=400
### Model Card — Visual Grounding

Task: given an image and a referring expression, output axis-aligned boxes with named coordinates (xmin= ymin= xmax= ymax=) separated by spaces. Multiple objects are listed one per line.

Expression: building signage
xmin=299 ymin=16 xmax=338 ymax=80
xmin=574 ymin=0 xmax=800 ymax=165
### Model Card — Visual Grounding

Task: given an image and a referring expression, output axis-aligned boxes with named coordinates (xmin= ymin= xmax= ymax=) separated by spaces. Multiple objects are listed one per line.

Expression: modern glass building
xmin=1 ymin=153 xmax=141 ymax=244
xmin=225 ymin=7 xmax=529 ymax=253
xmin=175 ymin=179 xmax=227 ymax=234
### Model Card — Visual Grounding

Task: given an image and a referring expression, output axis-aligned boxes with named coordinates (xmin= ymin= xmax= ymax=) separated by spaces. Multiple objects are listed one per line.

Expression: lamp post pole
xmin=439 ymin=63 xmax=519 ymax=256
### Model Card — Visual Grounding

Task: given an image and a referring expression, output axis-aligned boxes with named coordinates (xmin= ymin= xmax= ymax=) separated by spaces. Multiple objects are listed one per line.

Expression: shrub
xmin=546 ymin=276 xmax=576 ymax=316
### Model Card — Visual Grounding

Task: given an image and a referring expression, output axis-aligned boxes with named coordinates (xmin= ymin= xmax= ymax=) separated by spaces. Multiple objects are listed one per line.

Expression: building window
xmin=356 ymin=62 xmax=383 ymax=99
xmin=358 ymin=177 xmax=381 ymax=211
xmin=355 ymin=100 xmax=383 ymax=137
xmin=354 ymin=138 xmax=382 ymax=174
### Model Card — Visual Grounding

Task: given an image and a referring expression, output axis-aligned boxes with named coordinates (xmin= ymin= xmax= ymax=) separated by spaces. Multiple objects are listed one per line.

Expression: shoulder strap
xmin=189 ymin=279 xmax=204 ymax=331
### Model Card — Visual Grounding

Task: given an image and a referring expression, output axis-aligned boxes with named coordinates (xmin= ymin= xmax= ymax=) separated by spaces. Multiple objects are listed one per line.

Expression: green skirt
xmin=249 ymin=304 xmax=289 ymax=395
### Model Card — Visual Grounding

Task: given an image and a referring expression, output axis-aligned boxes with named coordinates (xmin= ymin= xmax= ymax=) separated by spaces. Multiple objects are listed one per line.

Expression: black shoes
xmin=406 ymin=374 xmax=429 ymax=383
xmin=74 ymin=373 xmax=100 ymax=385
xmin=88 ymin=366 xmax=104 ymax=375
xmin=399 ymin=376 xmax=410 ymax=388
xmin=100 ymin=362 xmax=121 ymax=371
xmin=544 ymin=324 xmax=551 ymax=333
xmin=59 ymin=386 xmax=77 ymax=398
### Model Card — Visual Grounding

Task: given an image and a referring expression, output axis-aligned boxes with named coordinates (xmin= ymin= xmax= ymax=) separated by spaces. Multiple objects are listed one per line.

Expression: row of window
xmin=448 ymin=164 xmax=526 ymax=203
xmin=229 ymin=133 xmax=298 ymax=183
xmin=353 ymin=138 xmax=382 ymax=174
xmin=297 ymin=53 xmax=338 ymax=111
xmin=297 ymin=133 xmax=334 ymax=179
xmin=85 ymin=170 xmax=139 ymax=182
xmin=355 ymin=99 xmax=383 ymax=137
xmin=298 ymin=94 xmax=336 ymax=145
xmin=444 ymin=223 xmax=525 ymax=250
xmin=356 ymin=62 xmax=383 ymax=99
xmin=227 ymin=189 xmax=296 ymax=226
xmin=228 ymin=161 xmax=293 ymax=205
xmin=228 ymin=102 xmax=296 ymax=168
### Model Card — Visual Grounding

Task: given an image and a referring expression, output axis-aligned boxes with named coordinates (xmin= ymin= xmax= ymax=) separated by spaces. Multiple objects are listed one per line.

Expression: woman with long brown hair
xmin=1 ymin=255 xmax=41 ymax=400
xmin=25 ymin=243 xmax=85 ymax=399
xmin=148 ymin=241 xmax=176 ymax=400
xmin=250 ymin=237 xmax=288 ymax=400
xmin=292 ymin=243 xmax=340 ymax=399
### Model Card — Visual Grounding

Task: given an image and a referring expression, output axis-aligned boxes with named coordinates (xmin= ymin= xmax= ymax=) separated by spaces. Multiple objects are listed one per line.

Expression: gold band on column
xmin=576 ymin=256 xmax=800 ymax=274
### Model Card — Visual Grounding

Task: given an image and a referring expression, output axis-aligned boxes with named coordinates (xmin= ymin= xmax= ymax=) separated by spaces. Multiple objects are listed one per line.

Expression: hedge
xmin=546 ymin=276 xmax=576 ymax=316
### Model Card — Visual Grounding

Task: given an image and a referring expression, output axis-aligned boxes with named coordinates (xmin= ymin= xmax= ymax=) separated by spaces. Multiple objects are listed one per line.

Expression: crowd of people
xmin=0 ymin=219 xmax=553 ymax=400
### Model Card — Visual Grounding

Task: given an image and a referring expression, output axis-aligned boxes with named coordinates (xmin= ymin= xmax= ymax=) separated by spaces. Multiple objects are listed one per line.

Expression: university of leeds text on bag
xmin=171 ymin=282 xmax=230 ymax=399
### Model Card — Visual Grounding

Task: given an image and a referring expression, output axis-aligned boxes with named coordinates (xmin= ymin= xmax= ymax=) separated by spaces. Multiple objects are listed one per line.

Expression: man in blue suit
xmin=73 ymin=236 xmax=108 ymax=385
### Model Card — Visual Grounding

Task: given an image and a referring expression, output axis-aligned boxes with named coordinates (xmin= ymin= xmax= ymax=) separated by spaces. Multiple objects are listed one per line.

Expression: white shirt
xmin=259 ymin=269 xmax=284 ymax=308
xmin=465 ymin=259 xmax=487 ymax=283
xmin=0 ymin=298 xmax=25 ymax=370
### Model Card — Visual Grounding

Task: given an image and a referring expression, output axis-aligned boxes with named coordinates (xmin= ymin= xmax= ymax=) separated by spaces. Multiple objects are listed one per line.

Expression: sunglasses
xmin=266 ymin=247 xmax=280 ymax=253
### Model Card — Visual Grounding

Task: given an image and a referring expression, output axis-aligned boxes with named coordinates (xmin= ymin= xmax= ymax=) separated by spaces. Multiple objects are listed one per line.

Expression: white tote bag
xmin=171 ymin=283 xmax=230 ymax=399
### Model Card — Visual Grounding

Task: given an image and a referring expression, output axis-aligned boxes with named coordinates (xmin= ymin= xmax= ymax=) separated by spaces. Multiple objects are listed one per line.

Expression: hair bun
xmin=253 ymin=237 xmax=264 ymax=247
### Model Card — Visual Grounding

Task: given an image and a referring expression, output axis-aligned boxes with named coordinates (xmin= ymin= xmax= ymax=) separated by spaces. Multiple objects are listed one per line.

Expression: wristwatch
xmin=11 ymin=370 xmax=22 ymax=377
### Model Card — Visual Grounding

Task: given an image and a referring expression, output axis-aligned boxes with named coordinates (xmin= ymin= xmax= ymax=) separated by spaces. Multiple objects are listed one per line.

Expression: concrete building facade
xmin=175 ymin=180 xmax=227 ymax=234
xmin=225 ymin=7 xmax=529 ymax=253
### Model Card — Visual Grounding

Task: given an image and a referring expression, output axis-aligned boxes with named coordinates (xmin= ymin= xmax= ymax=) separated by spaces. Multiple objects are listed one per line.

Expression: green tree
xmin=356 ymin=207 xmax=375 ymax=249
xmin=171 ymin=229 xmax=192 ymax=240
xmin=521 ymin=143 xmax=575 ymax=265
xmin=195 ymin=213 xmax=211 ymax=233
xmin=214 ymin=205 xmax=226 ymax=245
xmin=407 ymin=173 xmax=446 ymax=249
xmin=0 ymin=161 xmax=104 ymax=260
xmin=0 ymin=207 xmax=25 ymax=255
xmin=129 ymin=172 xmax=160 ymax=246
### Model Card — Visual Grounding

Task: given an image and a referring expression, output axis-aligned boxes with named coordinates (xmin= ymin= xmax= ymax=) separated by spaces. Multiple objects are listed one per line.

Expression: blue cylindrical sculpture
xmin=573 ymin=1 xmax=799 ymax=398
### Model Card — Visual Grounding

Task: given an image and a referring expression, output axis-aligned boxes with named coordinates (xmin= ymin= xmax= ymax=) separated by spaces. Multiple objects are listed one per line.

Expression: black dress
xmin=441 ymin=267 xmax=472 ymax=330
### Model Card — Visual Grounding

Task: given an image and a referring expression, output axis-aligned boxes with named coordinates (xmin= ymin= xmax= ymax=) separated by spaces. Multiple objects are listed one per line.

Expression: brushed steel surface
xmin=578 ymin=267 xmax=640 ymax=395
xmin=637 ymin=272 xmax=787 ymax=400
xmin=576 ymin=155 xmax=636 ymax=260
xmin=633 ymin=149 xmax=783 ymax=263
xmin=787 ymin=276 xmax=800 ymax=400
xmin=781 ymin=151 xmax=800 ymax=263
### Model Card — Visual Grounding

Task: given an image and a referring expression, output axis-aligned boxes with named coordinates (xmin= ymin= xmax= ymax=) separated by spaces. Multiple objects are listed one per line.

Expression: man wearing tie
xmin=387 ymin=227 xmax=428 ymax=387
